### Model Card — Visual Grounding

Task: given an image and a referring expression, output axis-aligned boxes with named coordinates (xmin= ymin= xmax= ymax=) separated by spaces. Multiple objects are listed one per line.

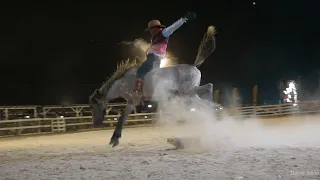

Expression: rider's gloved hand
xmin=184 ymin=12 xmax=196 ymax=21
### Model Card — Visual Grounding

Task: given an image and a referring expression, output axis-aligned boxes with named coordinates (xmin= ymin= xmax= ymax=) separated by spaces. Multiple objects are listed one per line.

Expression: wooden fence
xmin=0 ymin=113 xmax=157 ymax=137
xmin=1 ymin=101 xmax=320 ymax=137
xmin=223 ymin=101 xmax=320 ymax=118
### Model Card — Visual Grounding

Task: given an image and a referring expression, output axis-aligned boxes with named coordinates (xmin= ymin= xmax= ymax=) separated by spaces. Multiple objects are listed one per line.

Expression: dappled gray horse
xmin=89 ymin=26 xmax=217 ymax=147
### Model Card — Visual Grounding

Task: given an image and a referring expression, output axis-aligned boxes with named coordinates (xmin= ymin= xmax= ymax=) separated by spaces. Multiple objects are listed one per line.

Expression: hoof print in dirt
xmin=80 ymin=165 xmax=86 ymax=170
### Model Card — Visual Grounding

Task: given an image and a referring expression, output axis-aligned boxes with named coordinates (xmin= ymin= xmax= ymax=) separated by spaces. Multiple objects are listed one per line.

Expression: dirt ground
xmin=1 ymin=115 xmax=320 ymax=180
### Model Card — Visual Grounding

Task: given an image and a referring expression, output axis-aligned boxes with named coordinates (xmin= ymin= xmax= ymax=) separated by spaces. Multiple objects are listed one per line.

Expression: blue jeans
xmin=136 ymin=53 xmax=161 ymax=79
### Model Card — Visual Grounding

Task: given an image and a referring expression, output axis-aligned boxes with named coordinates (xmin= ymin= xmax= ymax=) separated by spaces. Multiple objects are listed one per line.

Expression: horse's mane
xmin=102 ymin=57 xmax=144 ymax=90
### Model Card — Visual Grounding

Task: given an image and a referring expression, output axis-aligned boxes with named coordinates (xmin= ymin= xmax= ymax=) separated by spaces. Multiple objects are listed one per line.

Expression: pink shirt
xmin=147 ymin=18 xmax=187 ymax=58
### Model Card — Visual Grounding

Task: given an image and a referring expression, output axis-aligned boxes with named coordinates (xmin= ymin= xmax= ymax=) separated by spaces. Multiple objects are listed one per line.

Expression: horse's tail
xmin=194 ymin=26 xmax=217 ymax=68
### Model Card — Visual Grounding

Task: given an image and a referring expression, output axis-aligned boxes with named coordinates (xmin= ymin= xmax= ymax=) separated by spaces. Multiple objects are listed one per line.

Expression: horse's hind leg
xmin=186 ymin=83 xmax=213 ymax=102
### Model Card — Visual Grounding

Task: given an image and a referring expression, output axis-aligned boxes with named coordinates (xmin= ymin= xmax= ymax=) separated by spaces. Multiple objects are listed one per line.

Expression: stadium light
xmin=283 ymin=80 xmax=298 ymax=104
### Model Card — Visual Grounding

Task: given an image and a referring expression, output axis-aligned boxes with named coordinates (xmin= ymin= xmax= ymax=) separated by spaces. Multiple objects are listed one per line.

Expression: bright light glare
xmin=147 ymin=104 xmax=152 ymax=108
xmin=160 ymin=58 xmax=166 ymax=68
xmin=25 ymin=116 xmax=30 ymax=119
xmin=190 ymin=108 xmax=196 ymax=111
xmin=283 ymin=80 xmax=298 ymax=104
xmin=60 ymin=116 xmax=64 ymax=118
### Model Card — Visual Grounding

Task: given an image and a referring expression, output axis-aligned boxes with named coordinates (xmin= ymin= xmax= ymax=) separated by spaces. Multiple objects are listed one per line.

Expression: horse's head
xmin=89 ymin=89 xmax=106 ymax=127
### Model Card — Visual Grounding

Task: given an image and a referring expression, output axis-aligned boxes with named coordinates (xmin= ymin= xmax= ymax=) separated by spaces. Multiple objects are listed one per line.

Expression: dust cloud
xmin=156 ymin=96 xmax=320 ymax=151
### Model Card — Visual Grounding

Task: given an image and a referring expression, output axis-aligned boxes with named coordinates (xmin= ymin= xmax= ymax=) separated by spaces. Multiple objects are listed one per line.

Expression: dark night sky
xmin=1 ymin=0 xmax=319 ymax=105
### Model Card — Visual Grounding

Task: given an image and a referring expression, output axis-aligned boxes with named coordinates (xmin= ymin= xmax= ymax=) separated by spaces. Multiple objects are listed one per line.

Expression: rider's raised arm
xmin=161 ymin=18 xmax=187 ymax=37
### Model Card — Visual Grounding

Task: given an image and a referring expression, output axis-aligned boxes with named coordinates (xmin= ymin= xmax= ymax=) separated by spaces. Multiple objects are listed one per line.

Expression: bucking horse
xmin=89 ymin=26 xmax=217 ymax=147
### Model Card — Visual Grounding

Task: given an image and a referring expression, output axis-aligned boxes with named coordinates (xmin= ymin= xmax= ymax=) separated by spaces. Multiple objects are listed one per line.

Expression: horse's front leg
xmin=110 ymin=103 xmax=135 ymax=147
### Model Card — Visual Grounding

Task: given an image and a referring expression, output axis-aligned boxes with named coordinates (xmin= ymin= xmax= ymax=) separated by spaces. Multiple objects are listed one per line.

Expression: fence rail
xmin=230 ymin=101 xmax=320 ymax=117
xmin=1 ymin=101 xmax=320 ymax=137
xmin=0 ymin=112 xmax=157 ymax=137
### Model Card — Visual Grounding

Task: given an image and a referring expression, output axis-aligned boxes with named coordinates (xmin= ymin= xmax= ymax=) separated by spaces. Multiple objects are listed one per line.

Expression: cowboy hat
xmin=145 ymin=20 xmax=166 ymax=31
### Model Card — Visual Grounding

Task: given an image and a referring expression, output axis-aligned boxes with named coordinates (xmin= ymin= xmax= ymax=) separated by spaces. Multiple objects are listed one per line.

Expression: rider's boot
xmin=132 ymin=78 xmax=143 ymax=97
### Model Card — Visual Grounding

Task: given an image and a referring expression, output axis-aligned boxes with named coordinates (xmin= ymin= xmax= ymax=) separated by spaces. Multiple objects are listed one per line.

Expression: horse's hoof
xmin=112 ymin=139 xmax=119 ymax=147
xmin=109 ymin=139 xmax=113 ymax=145
xmin=109 ymin=136 xmax=119 ymax=147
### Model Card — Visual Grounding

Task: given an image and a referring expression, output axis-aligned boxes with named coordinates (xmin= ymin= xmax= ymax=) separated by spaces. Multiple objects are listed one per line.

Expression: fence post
xmin=253 ymin=85 xmax=258 ymax=106
xmin=33 ymin=107 xmax=41 ymax=133
xmin=4 ymin=108 xmax=8 ymax=120
xmin=76 ymin=107 xmax=80 ymax=117
xmin=43 ymin=107 xmax=47 ymax=118
xmin=232 ymin=88 xmax=238 ymax=107
xmin=214 ymin=89 xmax=220 ymax=104
xmin=278 ymin=100 xmax=282 ymax=116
